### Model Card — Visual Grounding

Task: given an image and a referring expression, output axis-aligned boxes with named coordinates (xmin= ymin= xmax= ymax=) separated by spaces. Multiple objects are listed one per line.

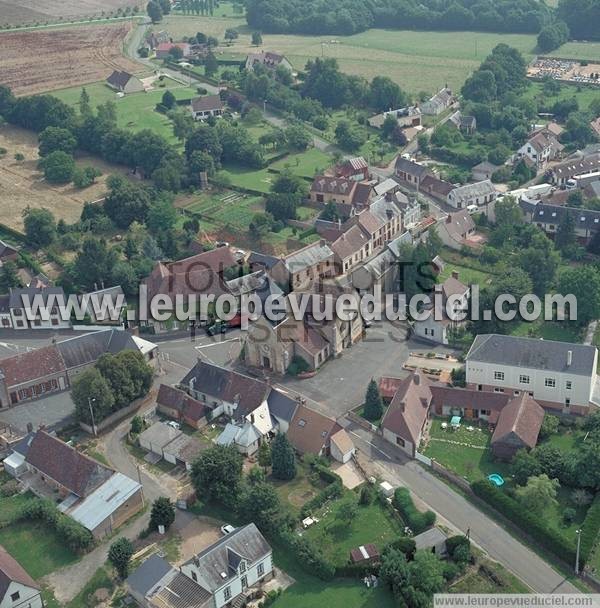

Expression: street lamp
xmin=88 ymin=397 xmax=97 ymax=437
xmin=575 ymin=528 xmax=582 ymax=574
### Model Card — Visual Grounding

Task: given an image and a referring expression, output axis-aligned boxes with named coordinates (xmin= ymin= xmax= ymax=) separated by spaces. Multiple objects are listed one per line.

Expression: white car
xmin=221 ymin=524 xmax=235 ymax=535
xmin=166 ymin=421 xmax=180 ymax=430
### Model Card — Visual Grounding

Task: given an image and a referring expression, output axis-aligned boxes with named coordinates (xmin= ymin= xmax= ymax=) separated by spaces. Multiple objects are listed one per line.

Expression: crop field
xmin=0 ymin=124 xmax=128 ymax=232
xmin=0 ymin=22 xmax=140 ymax=96
xmin=160 ymin=11 xmax=600 ymax=93
xmin=0 ymin=0 xmax=138 ymax=26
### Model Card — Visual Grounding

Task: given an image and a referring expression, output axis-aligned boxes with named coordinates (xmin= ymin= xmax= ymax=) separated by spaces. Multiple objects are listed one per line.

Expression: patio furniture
xmin=440 ymin=422 xmax=448 ymax=430
xmin=450 ymin=415 xmax=461 ymax=429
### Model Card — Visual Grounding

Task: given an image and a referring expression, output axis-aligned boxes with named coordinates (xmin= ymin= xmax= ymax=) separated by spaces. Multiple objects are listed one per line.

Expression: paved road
xmin=345 ymin=422 xmax=579 ymax=594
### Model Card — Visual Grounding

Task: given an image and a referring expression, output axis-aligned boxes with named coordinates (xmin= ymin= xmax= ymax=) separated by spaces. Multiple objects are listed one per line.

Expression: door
xmin=241 ymin=575 xmax=248 ymax=590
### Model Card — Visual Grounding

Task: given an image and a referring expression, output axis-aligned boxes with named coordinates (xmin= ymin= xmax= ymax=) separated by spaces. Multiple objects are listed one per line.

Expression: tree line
xmin=245 ymin=0 xmax=553 ymax=36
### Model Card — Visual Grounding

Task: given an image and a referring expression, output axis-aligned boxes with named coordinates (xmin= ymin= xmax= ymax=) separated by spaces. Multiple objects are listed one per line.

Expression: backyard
xmin=51 ymin=79 xmax=199 ymax=145
xmin=303 ymin=489 xmax=404 ymax=567
xmin=421 ymin=417 xmax=509 ymax=483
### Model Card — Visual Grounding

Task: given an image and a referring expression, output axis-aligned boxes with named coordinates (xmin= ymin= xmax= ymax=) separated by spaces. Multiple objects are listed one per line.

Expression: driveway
xmin=344 ymin=422 xmax=579 ymax=594
xmin=276 ymin=321 xmax=448 ymax=418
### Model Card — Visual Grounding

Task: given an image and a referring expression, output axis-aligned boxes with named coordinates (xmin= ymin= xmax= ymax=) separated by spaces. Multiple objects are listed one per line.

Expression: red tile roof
xmin=25 ymin=431 xmax=113 ymax=498
xmin=382 ymin=372 xmax=432 ymax=446
xmin=491 ymin=393 xmax=544 ymax=449
xmin=0 ymin=345 xmax=65 ymax=387
xmin=157 ymin=384 xmax=207 ymax=423
xmin=287 ymin=404 xmax=340 ymax=455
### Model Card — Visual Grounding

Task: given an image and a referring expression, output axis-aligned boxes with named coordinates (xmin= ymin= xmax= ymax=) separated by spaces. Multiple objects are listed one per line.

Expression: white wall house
xmin=466 ymin=334 xmax=598 ymax=415
xmin=180 ymin=523 xmax=274 ymax=608
xmin=0 ymin=547 xmax=44 ymax=608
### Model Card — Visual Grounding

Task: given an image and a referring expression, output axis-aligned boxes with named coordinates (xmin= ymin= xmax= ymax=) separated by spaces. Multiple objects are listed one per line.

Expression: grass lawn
xmin=422 ymin=418 xmax=511 ymax=483
xmin=303 ymin=491 xmax=403 ymax=567
xmin=356 ymin=403 xmax=388 ymax=427
xmin=270 ymin=148 xmax=334 ymax=179
xmin=439 ymin=261 xmax=494 ymax=288
xmin=270 ymin=540 xmax=396 ymax=608
xmin=269 ymin=462 xmax=327 ymax=516
xmin=51 ymin=80 xmax=199 ymax=145
xmin=522 ymin=81 xmax=600 ymax=113
xmin=510 ymin=320 xmax=583 ymax=343
xmin=450 ymin=556 xmax=531 ymax=593
xmin=66 ymin=566 xmax=114 ymax=608
xmin=217 ymin=166 xmax=274 ymax=193
xmin=183 ymin=190 xmax=265 ymax=230
xmin=0 ymin=521 xmax=78 ymax=578
xmin=0 ymin=491 xmax=35 ymax=525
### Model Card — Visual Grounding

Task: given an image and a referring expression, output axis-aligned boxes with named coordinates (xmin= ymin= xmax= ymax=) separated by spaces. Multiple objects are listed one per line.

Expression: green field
xmin=270 ymin=148 xmax=333 ymax=179
xmin=51 ymin=79 xmax=199 ymax=144
xmin=304 ymin=491 xmax=403 ymax=566
xmin=0 ymin=521 xmax=78 ymax=578
xmin=522 ymin=81 xmax=600 ymax=112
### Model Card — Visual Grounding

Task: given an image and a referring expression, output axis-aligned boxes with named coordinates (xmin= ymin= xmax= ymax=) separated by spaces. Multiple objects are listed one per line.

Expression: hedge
xmin=579 ymin=493 xmax=600 ymax=565
xmin=300 ymin=465 xmax=344 ymax=518
xmin=18 ymin=498 xmax=94 ymax=552
xmin=471 ymin=480 xmax=575 ymax=565
xmin=335 ymin=561 xmax=379 ymax=578
xmin=384 ymin=536 xmax=416 ymax=560
xmin=274 ymin=528 xmax=335 ymax=580
xmin=392 ymin=488 xmax=436 ymax=534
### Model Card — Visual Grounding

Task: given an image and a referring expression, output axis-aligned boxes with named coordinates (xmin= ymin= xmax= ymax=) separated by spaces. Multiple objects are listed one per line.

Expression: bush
xmin=446 ymin=535 xmax=470 ymax=559
xmin=384 ymin=536 xmax=416 ymax=560
xmin=287 ymin=355 xmax=310 ymax=376
xmin=579 ymin=493 xmax=600 ymax=565
xmin=0 ymin=479 xmax=19 ymax=497
xmin=563 ymin=507 xmax=576 ymax=524
xmin=472 ymin=480 xmax=575 ymax=565
xmin=392 ymin=488 xmax=436 ymax=534
xmin=274 ymin=527 xmax=335 ymax=580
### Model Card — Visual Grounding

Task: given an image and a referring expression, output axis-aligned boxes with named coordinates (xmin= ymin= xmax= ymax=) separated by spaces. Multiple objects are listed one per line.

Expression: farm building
xmin=156 ymin=42 xmax=191 ymax=59
xmin=413 ymin=527 xmax=448 ymax=556
xmin=156 ymin=384 xmax=208 ymax=429
xmin=106 ymin=70 xmax=144 ymax=94
xmin=138 ymin=422 xmax=182 ymax=456
xmin=420 ymin=87 xmax=455 ymax=115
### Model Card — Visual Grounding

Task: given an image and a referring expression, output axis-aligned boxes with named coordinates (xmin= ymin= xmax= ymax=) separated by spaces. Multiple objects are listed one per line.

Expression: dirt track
xmin=0 ymin=22 xmax=141 ymax=96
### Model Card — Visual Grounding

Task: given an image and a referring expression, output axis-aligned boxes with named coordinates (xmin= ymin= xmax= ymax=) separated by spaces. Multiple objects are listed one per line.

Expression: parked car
xmin=206 ymin=320 xmax=229 ymax=336
xmin=221 ymin=524 xmax=235 ymax=535
xmin=166 ymin=421 xmax=180 ymax=430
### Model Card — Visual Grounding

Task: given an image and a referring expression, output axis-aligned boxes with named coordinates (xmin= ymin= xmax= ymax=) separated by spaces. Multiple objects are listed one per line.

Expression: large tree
xmin=364 ymin=379 xmax=384 ymax=421
xmin=72 ymin=368 xmax=115 ymax=426
xmin=191 ymin=445 xmax=244 ymax=506
xmin=557 ymin=266 xmax=600 ymax=326
xmin=238 ymin=481 xmax=281 ymax=533
xmin=516 ymin=474 xmax=559 ymax=512
xmin=108 ymin=537 xmax=134 ymax=578
xmin=271 ymin=433 xmax=296 ymax=480
xmin=23 ymin=207 xmax=57 ymax=248
xmin=150 ymin=497 xmax=176 ymax=531
xmin=38 ymin=126 xmax=77 ymax=157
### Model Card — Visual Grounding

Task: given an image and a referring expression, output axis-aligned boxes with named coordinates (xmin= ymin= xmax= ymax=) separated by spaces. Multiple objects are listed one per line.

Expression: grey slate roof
xmin=394 ymin=157 xmax=430 ymax=177
xmin=127 ymin=554 xmax=173 ymax=598
xmin=8 ymin=286 xmax=64 ymax=308
xmin=466 ymin=334 xmax=597 ymax=377
xmin=248 ymin=251 xmax=282 ymax=270
xmin=154 ymin=571 xmax=212 ymax=608
xmin=449 ymin=180 xmax=496 ymax=205
xmin=184 ymin=523 xmax=271 ymax=592
xmin=266 ymin=388 xmax=299 ymax=424
xmin=56 ymin=329 xmax=140 ymax=369
xmin=533 ymin=204 xmax=600 ymax=232
xmin=106 ymin=70 xmax=135 ymax=90
xmin=413 ymin=527 xmax=447 ymax=550
xmin=283 ymin=241 xmax=333 ymax=273
xmin=0 ymin=295 xmax=9 ymax=315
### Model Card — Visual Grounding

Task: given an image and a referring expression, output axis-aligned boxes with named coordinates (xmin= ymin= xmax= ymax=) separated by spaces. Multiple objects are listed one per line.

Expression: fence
xmin=79 ymin=394 xmax=151 ymax=435
xmin=414 ymin=451 xmax=432 ymax=466
xmin=345 ymin=411 xmax=380 ymax=434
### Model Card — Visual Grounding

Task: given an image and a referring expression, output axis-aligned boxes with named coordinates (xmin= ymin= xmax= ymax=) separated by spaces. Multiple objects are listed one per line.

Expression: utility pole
xmin=88 ymin=397 xmax=97 ymax=436
xmin=575 ymin=529 xmax=582 ymax=574
xmin=137 ymin=464 xmax=145 ymax=508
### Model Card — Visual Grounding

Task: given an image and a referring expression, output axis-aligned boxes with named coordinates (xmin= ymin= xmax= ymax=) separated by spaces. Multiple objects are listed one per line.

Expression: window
xmin=519 ymin=375 xmax=530 ymax=384
xmin=298 ymin=419 xmax=306 ymax=427
xmin=514 ymin=390 xmax=520 ymax=395
xmin=223 ymin=587 xmax=231 ymax=601
xmin=257 ymin=562 xmax=265 ymax=577
xmin=240 ymin=561 xmax=246 ymax=574
xmin=494 ymin=371 xmax=504 ymax=381
xmin=493 ymin=388 xmax=504 ymax=393
xmin=11 ymin=592 xmax=20 ymax=602
xmin=479 ymin=409 xmax=491 ymax=416
xmin=241 ymin=575 xmax=248 ymax=589
xmin=191 ymin=571 xmax=198 ymax=582
xmin=545 ymin=378 xmax=556 ymax=388
xmin=566 ymin=398 xmax=571 ymax=407
xmin=566 ymin=381 xmax=572 ymax=390
xmin=396 ymin=436 xmax=405 ymax=447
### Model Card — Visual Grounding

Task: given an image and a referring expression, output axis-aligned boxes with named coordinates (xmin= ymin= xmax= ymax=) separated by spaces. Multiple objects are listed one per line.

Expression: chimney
xmin=94 ymin=282 xmax=98 ymax=290
xmin=385 ymin=191 xmax=393 ymax=202
xmin=446 ymin=215 xmax=452 ymax=224
xmin=27 ymin=422 xmax=33 ymax=433
xmin=567 ymin=350 xmax=573 ymax=367
xmin=386 ymin=209 xmax=393 ymax=220
xmin=414 ymin=372 xmax=420 ymax=385
xmin=452 ymin=271 xmax=459 ymax=280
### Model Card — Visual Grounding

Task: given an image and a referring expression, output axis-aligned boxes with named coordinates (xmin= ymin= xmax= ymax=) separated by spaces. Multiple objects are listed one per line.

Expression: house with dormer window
xmin=180 ymin=523 xmax=273 ymax=608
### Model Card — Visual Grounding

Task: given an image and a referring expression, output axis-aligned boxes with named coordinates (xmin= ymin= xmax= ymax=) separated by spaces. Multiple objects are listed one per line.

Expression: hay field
xmin=0 ymin=125 xmax=127 ymax=233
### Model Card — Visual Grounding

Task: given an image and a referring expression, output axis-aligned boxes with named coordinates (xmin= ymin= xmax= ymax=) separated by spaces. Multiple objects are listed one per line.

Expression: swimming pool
xmin=488 ymin=473 xmax=505 ymax=487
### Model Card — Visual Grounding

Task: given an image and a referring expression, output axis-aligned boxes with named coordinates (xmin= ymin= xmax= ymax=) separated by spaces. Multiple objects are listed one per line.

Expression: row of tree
xmin=245 ymin=0 xmax=552 ymax=36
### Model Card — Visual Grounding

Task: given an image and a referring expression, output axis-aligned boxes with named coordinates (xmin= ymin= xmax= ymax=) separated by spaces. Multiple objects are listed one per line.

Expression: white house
xmin=180 ymin=523 xmax=273 ymax=608
xmin=447 ymin=180 xmax=497 ymax=209
xmin=465 ymin=334 xmax=598 ymax=416
xmin=0 ymin=546 xmax=43 ymax=608
xmin=8 ymin=287 xmax=71 ymax=330
xmin=190 ymin=95 xmax=224 ymax=121
xmin=420 ymin=87 xmax=454 ymax=115
xmin=413 ymin=273 xmax=470 ymax=346
xmin=330 ymin=429 xmax=355 ymax=463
